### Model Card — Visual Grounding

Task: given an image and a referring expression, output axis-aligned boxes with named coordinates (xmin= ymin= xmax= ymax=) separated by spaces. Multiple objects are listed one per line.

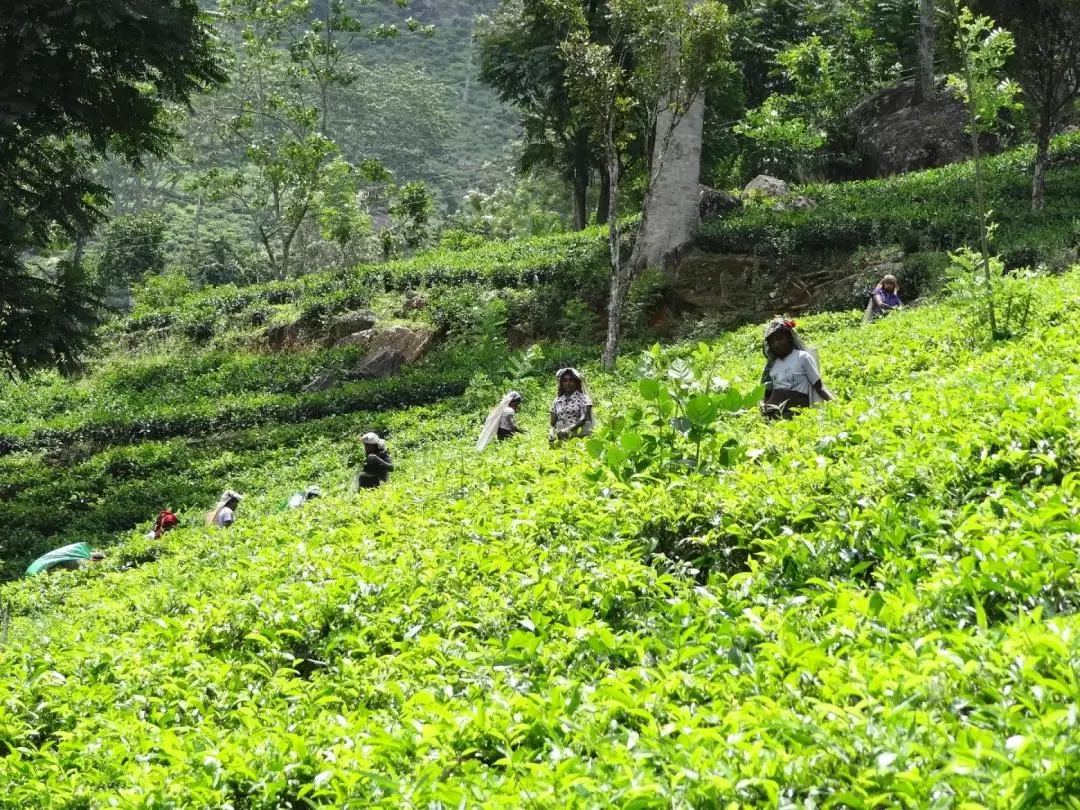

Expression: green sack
xmin=26 ymin=542 xmax=92 ymax=577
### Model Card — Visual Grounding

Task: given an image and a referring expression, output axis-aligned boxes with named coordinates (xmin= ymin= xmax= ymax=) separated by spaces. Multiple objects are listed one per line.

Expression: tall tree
xmin=976 ymin=0 xmax=1080 ymax=210
xmin=558 ymin=0 xmax=730 ymax=370
xmin=635 ymin=0 xmax=707 ymax=271
xmin=915 ymin=0 xmax=937 ymax=103
xmin=478 ymin=0 xmax=617 ymax=230
xmin=0 ymin=0 xmax=224 ymax=375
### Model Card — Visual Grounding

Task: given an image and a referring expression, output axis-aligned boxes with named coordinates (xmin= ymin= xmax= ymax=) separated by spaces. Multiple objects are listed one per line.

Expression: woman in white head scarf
xmin=353 ymin=432 xmax=393 ymax=490
xmin=759 ymin=319 xmax=834 ymax=419
xmin=476 ymin=391 xmax=524 ymax=451
xmin=205 ymin=490 xmax=242 ymax=528
xmin=549 ymin=368 xmax=593 ymax=441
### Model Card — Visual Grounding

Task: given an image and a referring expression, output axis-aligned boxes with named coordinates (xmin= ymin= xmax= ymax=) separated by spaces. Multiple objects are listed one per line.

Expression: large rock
xmin=743 ymin=175 xmax=790 ymax=198
xmin=352 ymin=346 xmax=406 ymax=379
xmin=851 ymin=80 xmax=992 ymax=177
xmin=301 ymin=371 xmax=338 ymax=394
xmin=669 ymin=249 xmax=769 ymax=311
xmin=263 ymin=321 xmax=303 ymax=352
xmin=325 ymin=311 xmax=376 ymax=347
xmin=699 ymin=185 xmax=743 ymax=223
xmin=346 ymin=325 xmax=435 ymax=364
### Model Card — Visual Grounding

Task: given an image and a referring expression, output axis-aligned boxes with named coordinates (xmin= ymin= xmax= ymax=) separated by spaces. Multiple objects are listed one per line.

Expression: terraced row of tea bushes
xmin=115 ymin=228 xmax=611 ymax=348
xmin=700 ymin=133 xmax=1080 ymax=267
xmin=2 ymin=272 xmax=1080 ymax=806
xmin=0 ymin=370 xmax=471 ymax=454
xmin=0 ymin=390 xmax=490 ymax=581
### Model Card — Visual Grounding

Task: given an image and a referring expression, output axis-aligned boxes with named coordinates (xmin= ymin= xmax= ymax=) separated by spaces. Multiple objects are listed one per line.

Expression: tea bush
xmin=2 ymin=271 xmax=1080 ymax=806
xmin=701 ymin=132 xmax=1080 ymax=267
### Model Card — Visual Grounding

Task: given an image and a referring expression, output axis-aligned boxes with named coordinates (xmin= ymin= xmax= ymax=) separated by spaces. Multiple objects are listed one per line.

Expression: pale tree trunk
xmin=1032 ymin=109 xmax=1053 ymax=212
xmin=634 ymin=92 xmax=706 ymax=270
xmin=601 ymin=138 xmax=626 ymax=370
xmin=914 ymin=0 xmax=936 ymax=104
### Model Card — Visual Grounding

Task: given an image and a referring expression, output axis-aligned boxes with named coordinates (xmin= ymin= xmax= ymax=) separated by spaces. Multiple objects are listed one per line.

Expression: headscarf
xmin=555 ymin=368 xmax=588 ymax=396
xmin=205 ymin=490 xmax=243 ymax=527
xmin=761 ymin=318 xmax=831 ymax=404
xmin=361 ymin=432 xmax=386 ymax=452
xmin=152 ymin=510 xmax=179 ymax=538
xmin=476 ymin=391 xmax=522 ymax=451
xmin=762 ymin=319 xmax=809 ymax=362
xmin=304 ymin=485 xmax=322 ymax=499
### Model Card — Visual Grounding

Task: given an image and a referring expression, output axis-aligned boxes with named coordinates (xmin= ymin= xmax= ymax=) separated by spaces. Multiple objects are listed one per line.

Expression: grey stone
xmin=352 ymin=346 xmax=406 ymax=379
xmin=699 ymin=185 xmax=743 ymax=223
xmin=851 ymin=80 xmax=998 ymax=177
xmin=326 ymin=311 xmax=377 ymax=347
xmin=301 ymin=372 xmax=338 ymax=394
xmin=743 ymin=175 xmax=790 ymax=198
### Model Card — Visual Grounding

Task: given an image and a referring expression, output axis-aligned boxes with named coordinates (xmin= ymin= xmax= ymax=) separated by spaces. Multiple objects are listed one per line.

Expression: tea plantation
xmin=2 ymin=252 xmax=1080 ymax=806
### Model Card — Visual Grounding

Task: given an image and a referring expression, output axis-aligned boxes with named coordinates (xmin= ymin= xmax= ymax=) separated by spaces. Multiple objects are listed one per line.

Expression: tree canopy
xmin=0 ymin=0 xmax=224 ymax=375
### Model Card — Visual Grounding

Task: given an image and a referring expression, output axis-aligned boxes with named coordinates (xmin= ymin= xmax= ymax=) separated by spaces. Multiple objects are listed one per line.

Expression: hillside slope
xmin=2 ymin=269 xmax=1080 ymax=806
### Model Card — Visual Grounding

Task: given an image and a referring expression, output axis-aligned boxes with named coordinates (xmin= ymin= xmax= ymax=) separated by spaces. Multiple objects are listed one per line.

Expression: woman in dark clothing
xmin=355 ymin=432 xmax=393 ymax=490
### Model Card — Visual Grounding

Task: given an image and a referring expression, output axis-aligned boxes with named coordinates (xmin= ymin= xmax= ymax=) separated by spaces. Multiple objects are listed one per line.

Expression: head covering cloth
xmin=361 ymin=432 xmax=387 ymax=452
xmin=476 ymin=391 xmax=522 ymax=451
xmin=26 ymin=542 xmax=98 ymax=576
xmin=760 ymin=318 xmax=832 ymax=405
xmin=206 ymin=489 xmax=243 ymax=527
xmin=555 ymin=367 xmax=590 ymax=396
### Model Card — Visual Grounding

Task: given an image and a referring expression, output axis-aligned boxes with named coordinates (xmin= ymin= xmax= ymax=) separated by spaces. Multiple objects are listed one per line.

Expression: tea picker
xmin=862 ymin=274 xmax=902 ymax=324
xmin=549 ymin=368 xmax=594 ymax=442
xmin=476 ymin=391 xmax=525 ymax=451
xmin=351 ymin=432 xmax=393 ymax=492
xmin=759 ymin=319 xmax=834 ymax=420
xmin=206 ymin=490 xmax=243 ymax=528
xmin=26 ymin=542 xmax=106 ymax=576
xmin=284 ymin=485 xmax=322 ymax=510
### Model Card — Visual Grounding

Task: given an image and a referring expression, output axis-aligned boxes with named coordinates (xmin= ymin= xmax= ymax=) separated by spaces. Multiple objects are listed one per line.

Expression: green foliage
xmin=587 ymin=342 xmax=760 ymax=482
xmin=0 ymin=0 xmax=224 ymax=374
xmin=699 ymin=132 xmax=1080 ymax=266
xmin=4 ymin=271 xmax=1080 ymax=804
xmin=92 ymin=212 xmax=168 ymax=287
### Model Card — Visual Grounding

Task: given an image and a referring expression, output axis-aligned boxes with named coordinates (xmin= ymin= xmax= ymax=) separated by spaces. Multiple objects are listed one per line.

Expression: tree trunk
xmin=914 ymin=0 xmax=936 ymax=105
xmin=596 ymin=166 xmax=611 ymax=225
xmin=634 ymin=91 xmax=705 ymax=270
xmin=962 ymin=50 xmax=997 ymax=339
xmin=1032 ymin=111 xmax=1053 ymax=212
xmin=601 ymin=141 xmax=624 ymax=371
xmin=573 ymin=129 xmax=590 ymax=231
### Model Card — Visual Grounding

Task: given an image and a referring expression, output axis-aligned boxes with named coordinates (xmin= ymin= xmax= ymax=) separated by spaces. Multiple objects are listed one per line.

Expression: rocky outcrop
xmin=852 ymin=80 xmax=991 ymax=177
xmin=263 ymin=322 xmax=303 ymax=352
xmin=324 ymin=311 xmax=377 ymax=347
xmin=699 ymin=186 xmax=743 ymax=223
xmin=353 ymin=347 xmax=406 ymax=379
xmin=669 ymin=249 xmax=770 ymax=311
xmin=744 ymin=175 xmax=790 ymax=198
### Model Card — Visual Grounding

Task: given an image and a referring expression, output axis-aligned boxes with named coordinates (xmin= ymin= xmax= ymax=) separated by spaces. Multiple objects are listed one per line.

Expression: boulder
xmin=699 ymin=185 xmax=743 ymax=223
xmin=743 ymin=175 xmax=790 ymax=198
xmin=772 ymin=195 xmax=818 ymax=212
xmin=301 ymin=372 xmax=338 ymax=394
xmin=325 ymin=311 xmax=377 ymax=347
xmin=851 ymin=80 xmax=992 ymax=177
xmin=263 ymin=321 xmax=303 ymax=352
xmin=352 ymin=346 xmax=406 ymax=379
xmin=350 ymin=325 xmax=435 ymax=364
